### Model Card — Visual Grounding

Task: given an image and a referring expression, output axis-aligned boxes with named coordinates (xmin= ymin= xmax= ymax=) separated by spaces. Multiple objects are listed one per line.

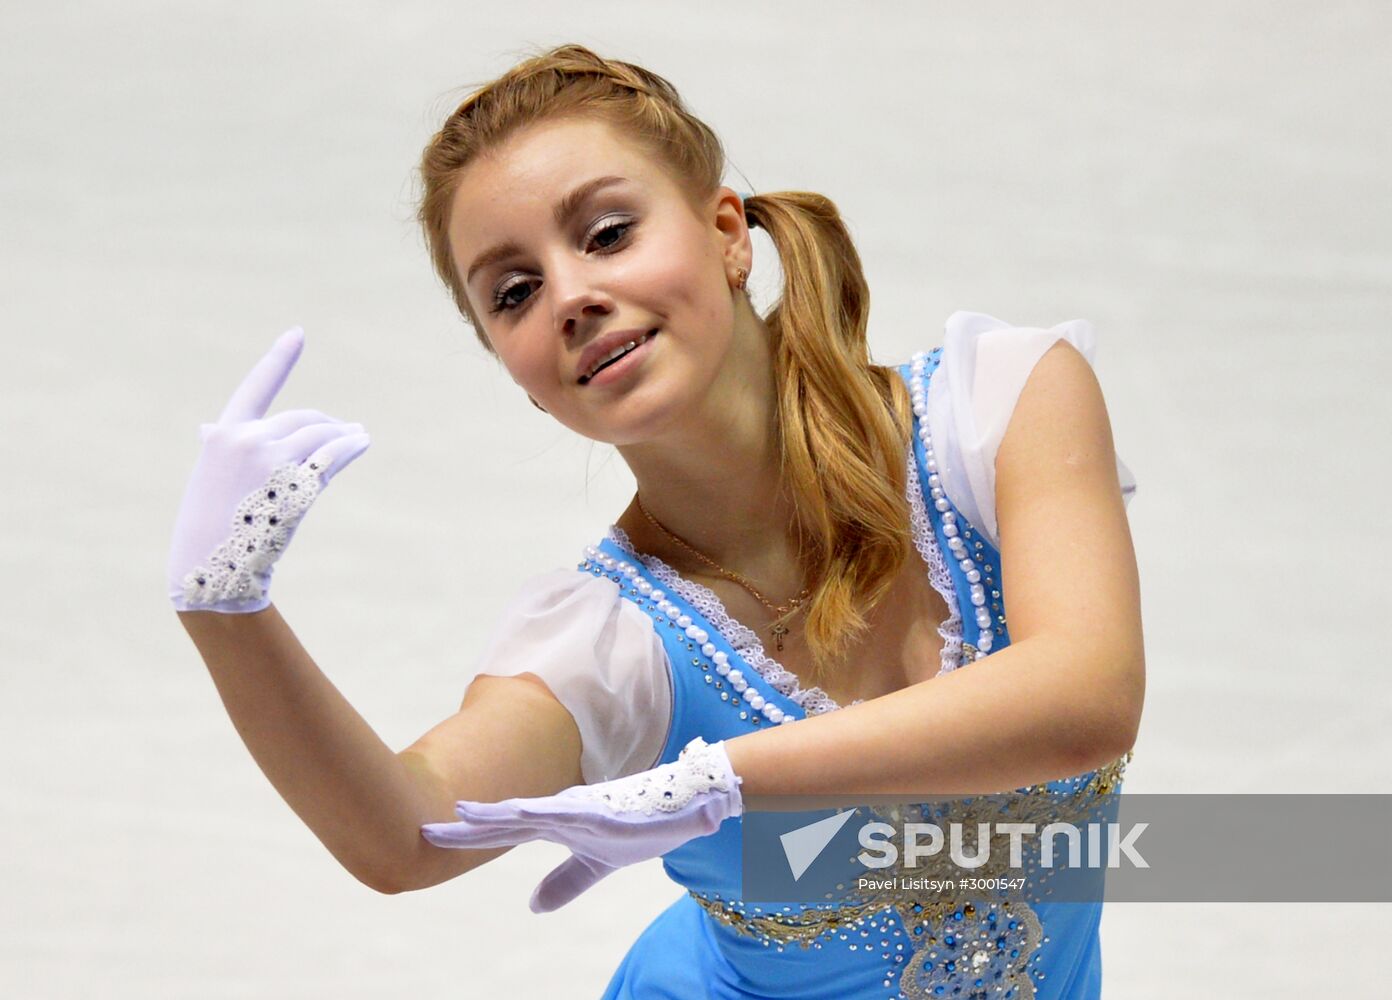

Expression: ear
xmin=711 ymin=186 xmax=753 ymax=275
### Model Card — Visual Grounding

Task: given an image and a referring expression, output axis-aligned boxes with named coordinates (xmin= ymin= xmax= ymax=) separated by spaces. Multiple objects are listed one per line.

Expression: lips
xmin=577 ymin=329 xmax=658 ymax=385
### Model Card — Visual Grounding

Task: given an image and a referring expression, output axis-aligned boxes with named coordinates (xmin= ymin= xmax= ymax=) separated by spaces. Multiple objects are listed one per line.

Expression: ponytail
xmin=744 ymin=192 xmax=914 ymax=681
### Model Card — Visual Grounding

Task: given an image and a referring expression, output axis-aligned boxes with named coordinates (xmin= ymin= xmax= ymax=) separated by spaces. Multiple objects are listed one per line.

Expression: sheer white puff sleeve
xmin=470 ymin=568 xmax=673 ymax=784
xmin=925 ymin=310 xmax=1139 ymax=552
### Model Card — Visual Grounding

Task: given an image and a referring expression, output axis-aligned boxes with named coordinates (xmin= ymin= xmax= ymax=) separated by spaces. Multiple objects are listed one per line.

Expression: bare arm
xmin=177 ymin=605 xmax=583 ymax=893
xmin=726 ymin=340 xmax=1146 ymax=805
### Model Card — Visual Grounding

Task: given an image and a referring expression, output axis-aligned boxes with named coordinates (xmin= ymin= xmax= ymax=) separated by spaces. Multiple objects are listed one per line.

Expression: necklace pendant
xmin=770 ymin=621 xmax=789 ymax=652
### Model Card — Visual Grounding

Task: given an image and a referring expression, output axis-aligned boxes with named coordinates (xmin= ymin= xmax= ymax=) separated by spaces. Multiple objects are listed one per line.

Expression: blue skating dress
xmin=578 ymin=348 xmax=1129 ymax=1000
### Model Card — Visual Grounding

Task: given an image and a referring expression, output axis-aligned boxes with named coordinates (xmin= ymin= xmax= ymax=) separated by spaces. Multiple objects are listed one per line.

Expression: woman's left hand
xmin=420 ymin=737 xmax=743 ymax=912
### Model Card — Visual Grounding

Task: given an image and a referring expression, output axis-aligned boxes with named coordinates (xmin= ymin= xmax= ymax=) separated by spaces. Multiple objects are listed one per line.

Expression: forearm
xmin=176 ymin=605 xmax=471 ymax=892
xmin=725 ymin=635 xmax=1143 ymax=809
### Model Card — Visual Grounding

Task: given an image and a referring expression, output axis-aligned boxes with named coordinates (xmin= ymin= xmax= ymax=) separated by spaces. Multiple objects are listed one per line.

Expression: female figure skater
xmin=168 ymin=45 xmax=1142 ymax=999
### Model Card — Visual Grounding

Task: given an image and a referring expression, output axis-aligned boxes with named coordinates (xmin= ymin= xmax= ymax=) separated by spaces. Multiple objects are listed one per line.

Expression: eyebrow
xmin=464 ymin=175 xmax=631 ymax=288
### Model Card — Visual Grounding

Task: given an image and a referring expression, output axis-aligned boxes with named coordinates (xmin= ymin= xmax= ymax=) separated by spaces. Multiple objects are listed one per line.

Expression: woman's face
xmin=447 ymin=116 xmax=751 ymax=445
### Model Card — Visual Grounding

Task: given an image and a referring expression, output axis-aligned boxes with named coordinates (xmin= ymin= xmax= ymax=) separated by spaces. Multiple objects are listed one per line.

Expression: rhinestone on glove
xmin=181 ymin=461 xmax=322 ymax=607
xmin=575 ymin=737 xmax=742 ymax=816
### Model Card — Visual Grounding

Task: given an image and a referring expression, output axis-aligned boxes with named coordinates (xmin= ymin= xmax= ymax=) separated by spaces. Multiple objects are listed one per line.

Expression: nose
xmin=549 ymin=258 xmax=613 ymax=338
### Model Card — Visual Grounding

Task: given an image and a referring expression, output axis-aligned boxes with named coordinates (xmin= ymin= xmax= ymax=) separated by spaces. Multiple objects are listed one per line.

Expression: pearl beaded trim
xmin=607 ymin=525 xmax=854 ymax=716
xmin=181 ymin=461 xmax=321 ymax=607
xmin=909 ymin=350 xmax=996 ymax=659
xmin=579 ymin=546 xmax=791 ymax=728
xmin=574 ymin=736 xmax=741 ymax=816
xmin=902 ymin=449 xmax=967 ymax=675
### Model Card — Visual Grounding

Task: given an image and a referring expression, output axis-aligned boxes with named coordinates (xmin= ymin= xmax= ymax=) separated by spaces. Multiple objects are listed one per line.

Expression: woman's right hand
xmin=166 ymin=327 xmax=371 ymax=613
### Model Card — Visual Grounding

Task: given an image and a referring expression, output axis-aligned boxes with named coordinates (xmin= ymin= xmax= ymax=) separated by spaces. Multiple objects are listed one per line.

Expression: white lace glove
xmin=420 ymin=737 xmax=744 ymax=912
xmin=166 ymin=327 xmax=370 ymax=613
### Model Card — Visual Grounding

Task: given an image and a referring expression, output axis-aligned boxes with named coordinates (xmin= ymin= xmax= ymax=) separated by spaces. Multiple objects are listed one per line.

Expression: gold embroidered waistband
xmin=689 ymin=753 xmax=1130 ymax=950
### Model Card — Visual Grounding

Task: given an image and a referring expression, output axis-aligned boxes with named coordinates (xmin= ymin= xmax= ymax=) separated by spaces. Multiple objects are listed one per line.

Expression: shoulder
xmin=938 ymin=311 xmax=1097 ymax=384
xmin=925 ymin=310 xmax=1116 ymax=473
xmin=924 ymin=311 xmax=1102 ymax=432
xmin=915 ymin=311 xmax=1117 ymax=548
xmin=996 ymin=336 xmax=1116 ymax=499
xmin=496 ymin=566 xmax=625 ymax=617
xmin=476 ymin=566 xmax=655 ymax=666
xmin=407 ymin=579 xmax=662 ymax=815
xmin=472 ymin=562 xmax=674 ymax=783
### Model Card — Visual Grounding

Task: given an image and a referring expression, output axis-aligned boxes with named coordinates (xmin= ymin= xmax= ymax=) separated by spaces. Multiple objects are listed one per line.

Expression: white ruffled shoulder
xmin=926 ymin=311 xmax=1138 ymax=551
xmin=469 ymin=568 xmax=673 ymax=784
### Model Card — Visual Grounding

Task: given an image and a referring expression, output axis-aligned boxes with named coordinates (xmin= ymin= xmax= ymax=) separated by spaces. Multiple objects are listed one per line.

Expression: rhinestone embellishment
xmin=182 ymin=461 xmax=321 ymax=607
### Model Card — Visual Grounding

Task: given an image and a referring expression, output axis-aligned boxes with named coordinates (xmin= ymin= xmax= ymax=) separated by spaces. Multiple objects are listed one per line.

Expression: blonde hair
xmin=416 ymin=44 xmax=913 ymax=682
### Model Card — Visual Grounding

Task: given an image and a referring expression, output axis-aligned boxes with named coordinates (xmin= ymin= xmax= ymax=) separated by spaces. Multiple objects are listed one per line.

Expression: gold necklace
xmin=635 ymin=494 xmax=810 ymax=652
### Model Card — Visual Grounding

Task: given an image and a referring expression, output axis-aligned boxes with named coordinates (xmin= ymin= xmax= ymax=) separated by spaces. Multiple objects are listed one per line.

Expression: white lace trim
xmin=606 ymin=448 xmax=963 ymax=714
xmin=575 ymin=737 xmax=739 ymax=815
xmin=181 ymin=461 xmax=321 ymax=607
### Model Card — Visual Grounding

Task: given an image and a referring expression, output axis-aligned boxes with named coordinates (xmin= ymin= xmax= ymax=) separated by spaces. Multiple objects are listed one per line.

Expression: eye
xmin=588 ymin=217 xmax=633 ymax=251
xmin=489 ymin=275 xmax=534 ymax=315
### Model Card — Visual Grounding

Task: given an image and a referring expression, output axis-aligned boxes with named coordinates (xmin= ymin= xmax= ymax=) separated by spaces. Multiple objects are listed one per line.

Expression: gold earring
xmin=735 ymin=266 xmax=749 ymax=291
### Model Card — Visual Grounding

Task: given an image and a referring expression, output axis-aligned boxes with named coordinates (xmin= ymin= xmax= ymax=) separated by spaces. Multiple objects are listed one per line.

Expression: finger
xmin=453 ymin=794 xmax=662 ymax=828
xmin=449 ymin=799 xmax=536 ymax=821
xmin=419 ymin=820 xmax=543 ymax=851
xmin=303 ymin=432 xmax=370 ymax=485
xmin=217 ymin=327 xmax=305 ymax=425
xmin=448 ymin=804 xmax=637 ymax=853
xmin=435 ymin=802 xmax=630 ymax=847
xmin=275 ymin=423 xmax=364 ymax=464
xmin=260 ymin=408 xmax=347 ymax=440
xmin=452 ymin=799 xmax=623 ymax=830
xmin=529 ymin=854 xmax=617 ymax=913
